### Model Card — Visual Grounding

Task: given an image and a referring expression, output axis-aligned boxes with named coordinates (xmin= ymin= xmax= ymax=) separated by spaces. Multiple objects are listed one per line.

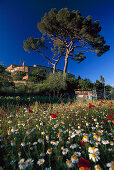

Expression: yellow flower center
xmin=66 ymin=160 xmax=71 ymax=164
xmin=72 ymin=155 xmax=78 ymax=160
xmin=91 ymin=147 xmax=95 ymax=150
xmin=96 ymin=165 xmax=101 ymax=170
xmin=92 ymin=154 xmax=96 ymax=158
xmin=39 ymin=160 xmax=43 ymax=164
xmin=47 ymin=149 xmax=52 ymax=152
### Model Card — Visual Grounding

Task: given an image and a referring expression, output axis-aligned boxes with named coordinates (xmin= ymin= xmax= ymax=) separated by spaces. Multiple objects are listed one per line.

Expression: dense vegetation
xmin=0 ymin=64 xmax=114 ymax=100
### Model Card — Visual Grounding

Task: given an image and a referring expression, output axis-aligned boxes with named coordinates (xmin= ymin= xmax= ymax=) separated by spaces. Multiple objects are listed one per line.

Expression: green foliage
xmin=38 ymin=8 xmax=110 ymax=73
xmin=28 ymin=69 xmax=46 ymax=83
xmin=0 ymin=64 xmax=14 ymax=92
xmin=23 ymin=37 xmax=46 ymax=52
xmin=44 ymin=72 xmax=66 ymax=95
xmin=65 ymin=77 xmax=77 ymax=94
xmin=12 ymin=71 xmax=26 ymax=81
xmin=77 ymin=78 xmax=93 ymax=90
xmin=94 ymin=80 xmax=104 ymax=91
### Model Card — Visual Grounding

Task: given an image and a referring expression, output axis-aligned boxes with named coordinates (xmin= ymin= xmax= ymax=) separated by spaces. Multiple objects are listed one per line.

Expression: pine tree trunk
xmin=63 ymin=54 xmax=69 ymax=77
xmin=53 ymin=64 xmax=56 ymax=74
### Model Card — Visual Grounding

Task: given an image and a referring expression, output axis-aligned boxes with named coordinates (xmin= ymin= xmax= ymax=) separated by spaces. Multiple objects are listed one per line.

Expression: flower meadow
xmin=0 ymin=100 xmax=114 ymax=170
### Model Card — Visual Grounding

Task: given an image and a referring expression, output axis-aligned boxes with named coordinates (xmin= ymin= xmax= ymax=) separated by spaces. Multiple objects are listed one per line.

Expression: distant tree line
xmin=0 ymin=64 xmax=113 ymax=100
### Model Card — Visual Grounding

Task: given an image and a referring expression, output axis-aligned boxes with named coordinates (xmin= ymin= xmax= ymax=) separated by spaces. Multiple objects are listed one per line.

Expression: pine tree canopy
xmin=38 ymin=8 xmax=110 ymax=58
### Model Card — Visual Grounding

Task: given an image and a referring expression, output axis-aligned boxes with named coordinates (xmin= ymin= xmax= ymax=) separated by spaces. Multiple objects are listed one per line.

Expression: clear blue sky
xmin=0 ymin=0 xmax=114 ymax=86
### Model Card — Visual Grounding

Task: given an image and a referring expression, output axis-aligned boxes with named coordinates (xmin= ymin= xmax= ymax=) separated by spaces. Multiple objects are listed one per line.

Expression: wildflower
xmin=53 ymin=141 xmax=59 ymax=146
xmin=78 ymin=157 xmax=90 ymax=169
xmin=61 ymin=146 xmax=64 ymax=150
xmin=86 ymin=123 xmax=89 ymax=126
xmin=11 ymin=126 xmax=16 ymax=133
xmin=71 ymin=155 xmax=78 ymax=164
xmin=107 ymin=115 xmax=112 ymax=119
xmin=11 ymin=140 xmax=16 ymax=146
xmin=62 ymin=148 xmax=68 ymax=155
xmin=111 ymin=119 xmax=114 ymax=124
xmin=46 ymin=135 xmax=49 ymax=140
xmin=74 ymin=152 xmax=81 ymax=157
xmin=51 ymin=114 xmax=58 ymax=119
xmin=81 ymin=141 xmax=85 ymax=146
xmin=21 ymin=142 xmax=25 ymax=146
xmin=95 ymin=165 xmax=102 ymax=170
xmin=38 ymin=138 xmax=43 ymax=143
xmin=7 ymin=130 xmax=11 ymax=135
xmin=75 ymin=129 xmax=81 ymax=134
xmin=71 ymin=132 xmax=76 ymax=138
xmin=106 ymin=161 xmax=114 ymax=170
xmin=89 ymin=153 xmax=100 ymax=162
xmin=41 ymin=131 xmax=45 ymax=135
xmin=26 ymin=158 xmax=34 ymax=167
xmin=37 ymin=158 xmax=45 ymax=166
xmin=110 ymin=141 xmax=114 ymax=146
xmin=82 ymin=135 xmax=89 ymax=142
xmin=57 ymin=132 xmax=61 ymax=137
xmin=70 ymin=144 xmax=77 ymax=149
xmin=88 ymin=147 xmax=99 ymax=154
xmin=33 ymin=142 xmax=37 ymax=145
xmin=46 ymin=148 xmax=52 ymax=155
xmin=18 ymin=159 xmax=27 ymax=169
xmin=28 ymin=109 xmax=33 ymax=113
xmin=93 ymin=135 xmax=101 ymax=142
xmin=18 ymin=152 xmax=21 ymax=157
xmin=66 ymin=160 xmax=74 ymax=168
xmin=26 ymin=129 xmax=31 ymax=135
xmin=102 ymin=140 xmax=109 ymax=145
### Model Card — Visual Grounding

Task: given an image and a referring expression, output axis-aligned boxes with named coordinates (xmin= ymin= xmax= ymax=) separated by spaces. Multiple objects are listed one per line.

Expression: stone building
xmin=75 ymin=89 xmax=97 ymax=100
xmin=6 ymin=62 xmax=75 ymax=80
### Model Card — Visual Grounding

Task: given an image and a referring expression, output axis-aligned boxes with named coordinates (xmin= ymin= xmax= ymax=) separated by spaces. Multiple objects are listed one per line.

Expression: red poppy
xmin=107 ymin=115 xmax=112 ymax=119
xmin=89 ymin=103 xmax=95 ymax=109
xmin=28 ymin=109 xmax=33 ymax=113
xmin=78 ymin=157 xmax=90 ymax=169
xmin=81 ymin=141 xmax=85 ymax=146
xmin=69 ymin=102 xmax=72 ymax=105
xmin=101 ymin=120 xmax=106 ymax=123
xmin=52 ymin=114 xmax=58 ymax=119
xmin=111 ymin=119 xmax=114 ymax=124
xmin=109 ymin=105 xmax=113 ymax=108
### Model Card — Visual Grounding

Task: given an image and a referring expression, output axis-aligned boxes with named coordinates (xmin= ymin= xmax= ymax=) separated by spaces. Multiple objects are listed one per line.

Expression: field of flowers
xmin=0 ymin=100 xmax=114 ymax=170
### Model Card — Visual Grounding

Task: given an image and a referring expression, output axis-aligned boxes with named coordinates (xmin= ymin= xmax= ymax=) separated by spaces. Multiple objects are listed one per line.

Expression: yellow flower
xmin=46 ymin=148 xmax=52 ymax=154
xmin=79 ymin=167 xmax=85 ymax=170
